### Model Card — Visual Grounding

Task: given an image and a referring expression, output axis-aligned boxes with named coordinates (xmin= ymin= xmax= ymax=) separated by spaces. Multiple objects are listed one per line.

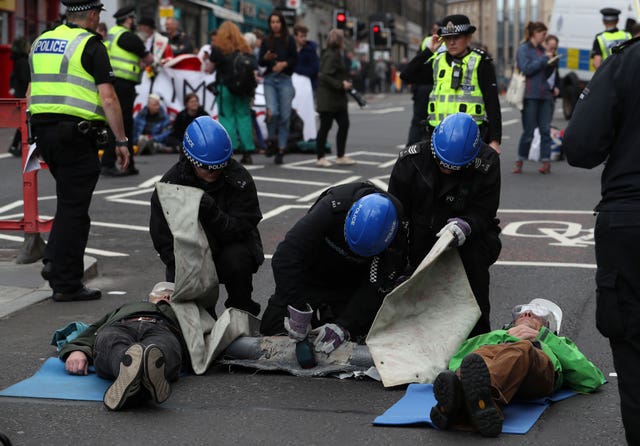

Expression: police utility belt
xmin=77 ymin=120 xmax=109 ymax=145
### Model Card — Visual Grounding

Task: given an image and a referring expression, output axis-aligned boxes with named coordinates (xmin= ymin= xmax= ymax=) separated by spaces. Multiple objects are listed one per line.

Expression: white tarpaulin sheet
xmin=366 ymin=231 xmax=481 ymax=387
xmin=156 ymin=182 xmax=260 ymax=374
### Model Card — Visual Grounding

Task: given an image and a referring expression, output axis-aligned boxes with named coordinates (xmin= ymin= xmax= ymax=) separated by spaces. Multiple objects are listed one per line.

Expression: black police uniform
xmin=260 ymin=182 xmax=408 ymax=339
xmin=101 ymin=9 xmax=148 ymax=176
xmin=563 ymin=36 xmax=640 ymax=446
xmin=388 ymin=142 xmax=502 ymax=336
xmin=400 ymin=47 xmax=502 ymax=145
xmin=149 ymin=157 xmax=264 ymax=316
xmin=30 ymin=23 xmax=113 ymax=296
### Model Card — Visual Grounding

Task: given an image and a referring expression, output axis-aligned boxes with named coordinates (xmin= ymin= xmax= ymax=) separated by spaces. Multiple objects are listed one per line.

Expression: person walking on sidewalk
xmin=29 ymin=0 xmax=129 ymax=302
xmin=314 ymin=29 xmax=355 ymax=168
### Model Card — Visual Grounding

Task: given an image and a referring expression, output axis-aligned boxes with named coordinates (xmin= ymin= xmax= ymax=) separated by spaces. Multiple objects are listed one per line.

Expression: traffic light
xmin=370 ymin=21 xmax=388 ymax=47
xmin=334 ymin=9 xmax=347 ymax=30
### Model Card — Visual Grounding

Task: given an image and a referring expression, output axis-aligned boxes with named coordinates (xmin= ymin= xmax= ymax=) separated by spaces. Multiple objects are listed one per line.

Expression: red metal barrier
xmin=0 ymin=98 xmax=53 ymax=234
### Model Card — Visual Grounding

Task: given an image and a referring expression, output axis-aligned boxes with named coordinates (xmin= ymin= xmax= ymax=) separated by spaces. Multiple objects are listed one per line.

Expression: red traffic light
xmin=336 ymin=12 xmax=346 ymax=22
xmin=372 ymin=25 xmax=380 ymax=33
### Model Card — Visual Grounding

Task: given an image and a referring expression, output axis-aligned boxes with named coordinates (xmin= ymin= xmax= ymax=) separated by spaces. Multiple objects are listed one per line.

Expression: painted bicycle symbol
xmin=501 ymin=220 xmax=594 ymax=247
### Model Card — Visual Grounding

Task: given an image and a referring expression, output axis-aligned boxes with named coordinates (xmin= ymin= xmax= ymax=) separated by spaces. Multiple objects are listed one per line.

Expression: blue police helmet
xmin=182 ymin=116 xmax=232 ymax=170
xmin=431 ymin=112 xmax=481 ymax=170
xmin=344 ymin=193 xmax=399 ymax=257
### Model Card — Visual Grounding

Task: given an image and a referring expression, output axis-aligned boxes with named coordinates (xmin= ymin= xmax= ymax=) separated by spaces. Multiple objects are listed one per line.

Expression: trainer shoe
xmin=430 ymin=370 xmax=464 ymax=430
xmin=142 ymin=344 xmax=171 ymax=405
xmin=315 ymin=157 xmax=332 ymax=167
xmin=335 ymin=156 xmax=356 ymax=165
xmin=459 ymin=353 xmax=503 ymax=437
xmin=104 ymin=343 xmax=144 ymax=411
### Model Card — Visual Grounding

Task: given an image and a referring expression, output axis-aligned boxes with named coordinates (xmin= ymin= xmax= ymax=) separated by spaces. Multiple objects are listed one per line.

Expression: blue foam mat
xmin=0 ymin=357 xmax=110 ymax=401
xmin=373 ymin=383 xmax=575 ymax=434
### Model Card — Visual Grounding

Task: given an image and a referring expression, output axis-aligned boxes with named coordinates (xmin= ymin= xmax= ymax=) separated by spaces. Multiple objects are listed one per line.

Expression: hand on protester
xmin=311 ymin=323 xmax=350 ymax=354
xmin=116 ymin=146 xmax=130 ymax=171
xmin=436 ymin=218 xmax=471 ymax=247
xmin=489 ymin=140 xmax=501 ymax=153
xmin=507 ymin=324 xmax=540 ymax=341
xmin=65 ymin=351 xmax=89 ymax=375
xmin=284 ymin=304 xmax=314 ymax=341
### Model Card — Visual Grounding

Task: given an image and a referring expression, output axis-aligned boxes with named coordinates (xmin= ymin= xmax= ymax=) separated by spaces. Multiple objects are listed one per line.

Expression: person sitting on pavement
xmin=150 ymin=116 xmax=264 ymax=316
xmin=133 ymin=93 xmax=172 ymax=154
xmin=60 ymin=282 xmax=187 ymax=411
xmin=388 ymin=112 xmax=501 ymax=338
xmin=430 ymin=299 xmax=605 ymax=437
xmin=165 ymin=93 xmax=210 ymax=153
xmin=260 ymin=181 xmax=408 ymax=354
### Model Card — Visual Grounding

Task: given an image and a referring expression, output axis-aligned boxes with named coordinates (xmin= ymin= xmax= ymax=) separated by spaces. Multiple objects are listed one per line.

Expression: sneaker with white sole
xmin=142 ymin=344 xmax=171 ymax=404
xmin=315 ymin=157 xmax=332 ymax=167
xmin=335 ymin=156 xmax=356 ymax=165
xmin=103 ymin=343 xmax=144 ymax=411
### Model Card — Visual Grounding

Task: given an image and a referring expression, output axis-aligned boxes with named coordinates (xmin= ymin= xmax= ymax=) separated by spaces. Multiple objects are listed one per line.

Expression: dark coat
xmin=171 ymin=107 xmax=209 ymax=141
xmin=316 ymin=47 xmax=349 ymax=113
xmin=388 ymin=141 xmax=501 ymax=270
xmin=294 ymin=40 xmax=320 ymax=90
xmin=10 ymin=53 xmax=30 ymax=98
xmin=149 ymin=157 xmax=264 ymax=279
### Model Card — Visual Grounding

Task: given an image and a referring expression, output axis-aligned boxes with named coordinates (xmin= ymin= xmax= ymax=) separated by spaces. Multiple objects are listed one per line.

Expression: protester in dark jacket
xmin=150 ymin=117 xmax=264 ymax=316
xmin=60 ymin=282 xmax=186 ymax=411
xmin=293 ymin=24 xmax=320 ymax=91
xmin=166 ymin=93 xmax=209 ymax=152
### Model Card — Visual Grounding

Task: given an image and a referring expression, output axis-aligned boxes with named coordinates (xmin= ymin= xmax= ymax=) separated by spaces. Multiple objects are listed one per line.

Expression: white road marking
xmin=609 ymin=372 xmax=617 ymax=377
xmin=138 ymin=176 xmax=162 ymax=188
xmin=0 ymin=200 xmax=23 ymax=214
xmin=0 ymin=153 xmax=16 ymax=160
xmin=499 ymin=209 xmax=594 ymax=215
xmin=258 ymin=192 xmax=299 ymax=199
xmin=368 ymin=178 xmax=389 ymax=191
xmin=496 ymin=260 xmax=595 ymax=269
xmin=252 ymin=176 xmax=328 ymax=186
xmin=261 ymin=204 xmax=309 ymax=221
xmin=105 ymin=187 xmax=155 ymax=206
xmin=503 ymin=119 xmax=519 ymax=126
xmin=0 ymin=234 xmax=128 ymax=257
xmin=378 ymin=159 xmax=397 ymax=168
xmin=296 ymin=175 xmax=362 ymax=202
xmin=368 ymin=107 xmax=405 ymax=114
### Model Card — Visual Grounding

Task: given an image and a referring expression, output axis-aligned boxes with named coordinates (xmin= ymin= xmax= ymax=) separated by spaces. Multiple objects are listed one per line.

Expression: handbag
xmin=506 ymin=66 xmax=526 ymax=111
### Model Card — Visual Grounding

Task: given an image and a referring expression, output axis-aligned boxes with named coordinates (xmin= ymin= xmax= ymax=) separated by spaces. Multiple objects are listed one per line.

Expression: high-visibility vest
xmin=597 ymin=29 xmax=631 ymax=60
xmin=428 ymin=51 xmax=485 ymax=127
xmin=106 ymin=25 xmax=141 ymax=82
xmin=29 ymin=25 xmax=105 ymax=121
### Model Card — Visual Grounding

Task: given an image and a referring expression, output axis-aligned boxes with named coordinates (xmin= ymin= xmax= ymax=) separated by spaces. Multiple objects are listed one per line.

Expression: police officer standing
xmin=101 ymin=6 xmax=153 ymax=177
xmin=563 ymin=35 xmax=640 ymax=446
xmin=28 ymin=0 xmax=129 ymax=301
xmin=388 ymin=113 xmax=501 ymax=336
xmin=591 ymin=8 xmax=631 ymax=70
xmin=400 ymin=15 xmax=501 ymax=153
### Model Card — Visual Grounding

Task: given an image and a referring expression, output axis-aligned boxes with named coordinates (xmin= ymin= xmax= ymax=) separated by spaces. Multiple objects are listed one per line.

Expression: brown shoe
xmin=538 ymin=161 xmax=551 ymax=174
xmin=512 ymin=160 xmax=523 ymax=174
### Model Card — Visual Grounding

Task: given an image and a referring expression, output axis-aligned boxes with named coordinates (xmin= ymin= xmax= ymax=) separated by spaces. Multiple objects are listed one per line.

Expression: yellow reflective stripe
xmin=30 ymin=95 xmax=105 ymax=117
xmin=31 ymin=73 xmax=96 ymax=91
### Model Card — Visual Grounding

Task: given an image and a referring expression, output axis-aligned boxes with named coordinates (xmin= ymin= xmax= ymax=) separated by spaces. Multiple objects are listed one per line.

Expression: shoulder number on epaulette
xmin=471 ymin=156 xmax=492 ymax=174
xmin=398 ymin=143 xmax=423 ymax=159
xmin=471 ymin=47 xmax=492 ymax=61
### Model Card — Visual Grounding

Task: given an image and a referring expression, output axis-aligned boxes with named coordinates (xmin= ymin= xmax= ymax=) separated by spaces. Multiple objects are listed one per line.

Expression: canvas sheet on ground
xmin=372 ymin=383 xmax=577 ymax=434
xmin=366 ymin=231 xmax=481 ymax=387
xmin=134 ymin=55 xmax=317 ymax=143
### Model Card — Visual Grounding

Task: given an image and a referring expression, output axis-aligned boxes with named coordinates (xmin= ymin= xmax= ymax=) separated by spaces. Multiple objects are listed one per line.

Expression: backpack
xmin=225 ymin=51 xmax=257 ymax=97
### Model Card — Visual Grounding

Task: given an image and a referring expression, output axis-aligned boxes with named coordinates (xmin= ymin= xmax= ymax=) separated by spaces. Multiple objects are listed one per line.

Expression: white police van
xmin=549 ymin=0 xmax=639 ymax=118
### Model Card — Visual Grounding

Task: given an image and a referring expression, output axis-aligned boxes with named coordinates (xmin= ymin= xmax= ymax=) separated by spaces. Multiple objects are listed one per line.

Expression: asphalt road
xmin=0 ymin=93 xmax=623 ymax=445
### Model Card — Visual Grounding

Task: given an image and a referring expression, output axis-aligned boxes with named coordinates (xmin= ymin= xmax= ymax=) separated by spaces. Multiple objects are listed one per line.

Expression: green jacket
xmin=316 ymin=47 xmax=348 ymax=113
xmin=449 ymin=326 xmax=605 ymax=393
xmin=58 ymin=301 xmax=183 ymax=363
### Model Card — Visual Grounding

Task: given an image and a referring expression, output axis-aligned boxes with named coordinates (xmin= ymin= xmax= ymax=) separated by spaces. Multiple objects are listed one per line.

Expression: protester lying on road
xmin=430 ymin=299 xmax=605 ymax=437
xmin=260 ymin=181 xmax=408 ymax=354
xmin=60 ymin=282 xmax=188 ymax=411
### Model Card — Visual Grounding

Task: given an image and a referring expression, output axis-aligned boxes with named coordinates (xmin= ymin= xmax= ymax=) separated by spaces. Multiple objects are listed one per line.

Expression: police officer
xmin=388 ymin=113 xmax=501 ymax=336
xmin=591 ymin=8 xmax=631 ymax=70
xmin=101 ymin=5 xmax=153 ymax=177
xmin=401 ymin=15 xmax=501 ymax=153
xmin=260 ymin=182 xmax=408 ymax=354
xmin=29 ymin=0 xmax=129 ymax=301
xmin=563 ymin=35 xmax=640 ymax=446
xmin=149 ymin=117 xmax=264 ymax=316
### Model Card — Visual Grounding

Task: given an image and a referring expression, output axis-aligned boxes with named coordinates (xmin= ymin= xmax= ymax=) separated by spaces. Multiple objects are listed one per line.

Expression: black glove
xmin=199 ymin=193 xmax=219 ymax=221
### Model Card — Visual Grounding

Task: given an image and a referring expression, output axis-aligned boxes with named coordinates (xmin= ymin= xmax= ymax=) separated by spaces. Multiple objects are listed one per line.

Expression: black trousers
xmin=101 ymin=78 xmax=136 ymax=169
xmin=595 ymin=211 xmax=640 ymax=446
xmin=407 ymin=84 xmax=431 ymax=146
xmin=93 ymin=319 xmax=182 ymax=382
xmin=316 ymin=109 xmax=349 ymax=159
xmin=33 ymin=121 xmax=100 ymax=293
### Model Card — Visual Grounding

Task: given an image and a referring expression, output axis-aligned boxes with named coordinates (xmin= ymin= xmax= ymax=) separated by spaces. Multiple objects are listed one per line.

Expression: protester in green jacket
xmin=59 ymin=282 xmax=188 ymax=411
xmin=430 ymin=299 xmax=605 ymax=437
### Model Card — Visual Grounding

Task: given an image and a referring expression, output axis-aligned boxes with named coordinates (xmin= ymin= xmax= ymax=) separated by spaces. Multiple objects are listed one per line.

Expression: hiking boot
xmin=459 ymin=353 xmax=503 ymax=437
xmin=104 ymin=344 xmax=144 ymax=411
xmin=430 ymin=370 xmax=464 ymax=430
xmin=274 ymin=152 xmax=284 ymax=165
xmin=142 ymin=344 xmax=171 ymax=405
xmin=512 ymin=160 xmax=523 ymax=174
xmin=335 ymin=156 xmax=356 ymax=165
xmin=315 ymin=157 xmax=332 ymax=167
xmin=240 ymin=153 xmax=253 ymax=165
xmin=538 ymin=161 xmax=551 ymax=174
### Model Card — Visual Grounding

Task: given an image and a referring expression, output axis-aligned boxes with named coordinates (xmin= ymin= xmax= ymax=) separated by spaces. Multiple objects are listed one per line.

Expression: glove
xmin=311 ymin=323 xmax=350 ymax=354
xmin=198 ymin=193 xmax=219 ymax=221
xmin=283 ymin=304 xmax=313 ymax=341
xmin=437 ymin=218 xmax=471 ymax=247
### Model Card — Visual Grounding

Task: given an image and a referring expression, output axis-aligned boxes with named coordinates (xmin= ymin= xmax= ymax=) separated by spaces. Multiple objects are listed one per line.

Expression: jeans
xmin=263 ymin=73 xmax=295 ymax=150
xmin=517 ymin=98 xmax=554 ymax=162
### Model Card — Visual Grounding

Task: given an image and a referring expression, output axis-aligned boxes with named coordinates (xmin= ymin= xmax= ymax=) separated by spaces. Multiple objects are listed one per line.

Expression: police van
xmin=549 ymin=0 xmax=639 ymax=118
